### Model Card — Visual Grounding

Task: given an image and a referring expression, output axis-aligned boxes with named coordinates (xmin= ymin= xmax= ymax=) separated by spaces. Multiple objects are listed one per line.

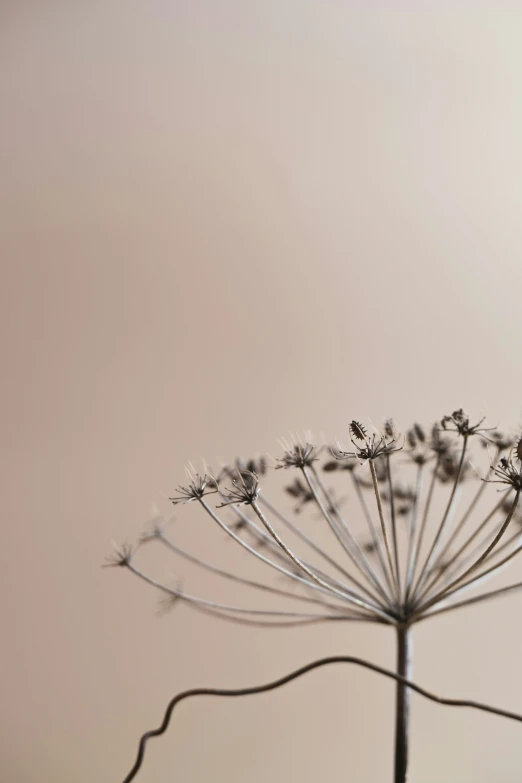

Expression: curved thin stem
xmin=122 ymin=654 xmax=522 ymax=783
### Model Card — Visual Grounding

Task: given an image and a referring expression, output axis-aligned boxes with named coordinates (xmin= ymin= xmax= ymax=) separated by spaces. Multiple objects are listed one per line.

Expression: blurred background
xmin=3 ymin=1 xmax=522 ymax=781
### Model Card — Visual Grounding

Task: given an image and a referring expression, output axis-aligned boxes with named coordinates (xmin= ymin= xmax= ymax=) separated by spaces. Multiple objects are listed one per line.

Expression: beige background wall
xmin=3 ymin=2 xmax=522 ymax=781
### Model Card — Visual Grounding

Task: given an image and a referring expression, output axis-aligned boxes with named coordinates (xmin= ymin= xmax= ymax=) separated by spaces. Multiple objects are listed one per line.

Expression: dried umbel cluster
xmin=110 ymin=409 xmax=522 ymax=783
xmin=110 ymin=410 xmax=522 ymax=629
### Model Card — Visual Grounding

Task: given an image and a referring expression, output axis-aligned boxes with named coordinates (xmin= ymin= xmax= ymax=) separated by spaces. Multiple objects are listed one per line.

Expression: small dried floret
xmin=217 ymin=470 xmax=260 ymax=506
xmin=276 ymin=442 xmax=319 ymax=470
xmin=234 ymin=456 xmax=268 ymax=476
xmin=441 ymin=409 xmax=469 ymax=432
xmin=140 ymin=517 xmax=165 ymax=543
xmin=336 ymin=422 xmax=402 ymax=465
xmin=487 ymin=455 xmax=522 ymax=491
xmin=104 ymin=542 xmax=135 ymax=568
xmin=405 ymin=424 xmax=436 ymax=466
xmin=384 ymin=419 xmax=398 ymax=439
xmin=430 ymin=425 xmax=452 ymax=455
xmin=440 ymin=408 xmax=494 ymax=439
xmin=157 ymin=587 xmax=183 ymax=616
xmin=169 ymin=473 xmax=218 ymax=504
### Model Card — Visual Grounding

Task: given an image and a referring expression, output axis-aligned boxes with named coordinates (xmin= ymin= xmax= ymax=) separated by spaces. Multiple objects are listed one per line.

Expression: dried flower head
xmin=104 ymin=542 xmax=135 ymax=568
xmin=487 ymin=451 xmax=522 ymax=491
xmin=384 ymin=418 xmax=399 ymax=439
xmin=276 ymin=441 xmax=319 ymax=469
xmin=217 ymin=470 xmax=260 ymax=506
xmin=112 ymin=408 xmax=522 ymax=630
xmin=440 ymin=408 xmax=495 ymax=439
xmin=233 ymin=456 xmax=268 ymax=476
xmin=111 ymin=408 xmax=522 ymax=783
xmin=335 ymin=420 xmax=402 ymax=464
xmin=169 ymin=472 xmax=218 ymax=504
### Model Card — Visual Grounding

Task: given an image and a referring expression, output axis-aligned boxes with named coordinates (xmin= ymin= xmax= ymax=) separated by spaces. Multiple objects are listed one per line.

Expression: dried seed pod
xmin=350 ymin=420 xmax=367 ymax=441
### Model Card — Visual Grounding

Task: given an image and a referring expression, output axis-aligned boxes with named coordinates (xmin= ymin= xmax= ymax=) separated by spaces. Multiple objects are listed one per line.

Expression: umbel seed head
xmin=109 ymin=408 xmax=522 ymax=641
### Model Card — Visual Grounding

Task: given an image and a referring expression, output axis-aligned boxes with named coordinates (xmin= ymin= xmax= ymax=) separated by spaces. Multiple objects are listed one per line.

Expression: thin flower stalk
xmin=258 ymin=494 xmax=368 ymax=587
xmin=305 ymin=464 xmax=393 ymax=607
xmin=404 ymin=453 xmax=441 ymax=605
xmin=223 ymin=496 xmax=388 ymax=610
xmin=428 ymin=446 xmax=501 ymax=574
xmin=386 ymin=454 xmax=402 ymax=599
xmin=419 ymin=493 xmax=507 ymax=599
xmin=369 ymin=459 xmax=399 ymax=602
xmin=415 ymin=489 xmax=520 ymax=614
xmin=127 ymin=561 xmax=363 ymax=621
xmin=155 ymin=528 xmax=353 ymax=612
xmin=349 ymin=469 xmax=394 ymax=593
xmin=403 ymin=463 xmax=424 ymax=604
xmin=411 ymin=434 xmax=469 ymax=598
